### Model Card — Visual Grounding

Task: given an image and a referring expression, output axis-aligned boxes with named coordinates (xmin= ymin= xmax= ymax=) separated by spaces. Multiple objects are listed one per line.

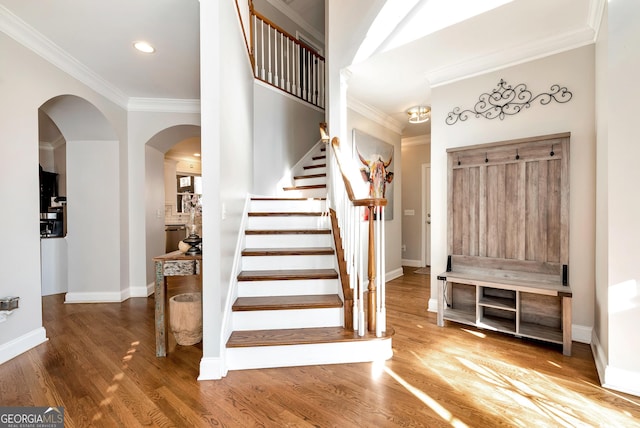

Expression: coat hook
xmin=550 ymin=145 xmax=555 ymax=156
xmin=515 ymin=149 xmax=520 ymax=160
xmin=485 ymin=152 xmax=489 ymax=163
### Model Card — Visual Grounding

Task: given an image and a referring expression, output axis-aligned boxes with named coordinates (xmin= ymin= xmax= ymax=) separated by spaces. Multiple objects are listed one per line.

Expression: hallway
xmin=1 ymin=269 xmax=638 ymax=427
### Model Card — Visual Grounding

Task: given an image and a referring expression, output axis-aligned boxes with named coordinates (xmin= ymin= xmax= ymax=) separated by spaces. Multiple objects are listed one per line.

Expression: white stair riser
xmin=241 ymin=254 xmax=335 ymax=271
xmin=250 ymin=199 xmax=326 ymax=212
xmin=226 ymin=339 xmax=393 ymax=370
xmin=245 ymin=233 xmax=332 ymax=248
xmin=283 ymin=188 xmax=327 ymax=199
xmin=237 ymin=278 xmax=340 ymax=297
xmin=232 ymin=307 xmax=343 ymax=331
xmin=293 ymin=176 xmax=327 ymax=187
xmin=247 ymin=216 xmax=330 ymax=230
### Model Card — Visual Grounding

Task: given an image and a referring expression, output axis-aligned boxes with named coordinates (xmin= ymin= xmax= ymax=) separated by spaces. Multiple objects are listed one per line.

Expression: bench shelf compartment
xmin=439 ymin=274 xmax=571 ymax=355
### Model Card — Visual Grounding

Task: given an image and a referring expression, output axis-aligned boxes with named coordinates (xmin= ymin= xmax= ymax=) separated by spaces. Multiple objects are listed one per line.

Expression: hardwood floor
xmin=2 ymin=269 xmax=640 ymax=427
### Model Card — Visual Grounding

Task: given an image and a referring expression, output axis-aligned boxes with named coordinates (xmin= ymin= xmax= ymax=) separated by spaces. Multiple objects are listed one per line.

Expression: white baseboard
xmin=198 ymin=357 xmax=224 ymax=380
xmin=401 ymin=259 xmax=422 ymax=268
xmin=591 ymin=332 xmax=607 ymax=385
xmin=591 ymin=331 xmax=640 ymax=397
xmin=428 ymin=297 xmax=438 ymax=313
xmin=0 ymin=327 xmax=47 ymax=365
xmin=386 ymin=267 xmax=404 ymax=282
xmin=572 ymin=324 xmax=592 ymax=344
xmin=603 ymin=366 xmax=640 ymax=397
xmin=129 ymin=282 xmax=154 ymax=298
xmin=65 ymin=291 xmax=125 ymax=303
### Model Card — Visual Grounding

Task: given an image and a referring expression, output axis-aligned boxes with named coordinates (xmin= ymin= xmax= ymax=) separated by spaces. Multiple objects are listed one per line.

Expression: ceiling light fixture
xmin=193 ymin=153 xmax=201 ymax=157
xmin=407 ymin=106 xmax=431 ymax=124
xmin=134 ymin=41 xmax=155 ymax=54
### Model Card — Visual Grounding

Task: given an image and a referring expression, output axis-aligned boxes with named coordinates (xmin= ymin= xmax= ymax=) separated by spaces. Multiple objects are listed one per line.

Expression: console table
xmin=153 ymin=251 xmax=202 ymax=357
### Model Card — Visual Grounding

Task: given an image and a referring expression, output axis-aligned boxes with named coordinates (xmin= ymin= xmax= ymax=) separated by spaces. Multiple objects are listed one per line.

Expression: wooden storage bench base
xmin=437 ymin=265 xmax=572 ymax=356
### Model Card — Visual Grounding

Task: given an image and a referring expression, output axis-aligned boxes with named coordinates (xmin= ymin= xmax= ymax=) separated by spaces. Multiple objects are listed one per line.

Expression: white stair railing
xmin=250 ymin=6 xmax=325 ymax=109
xmin=323 ymin=125 xmax=387 ymax=337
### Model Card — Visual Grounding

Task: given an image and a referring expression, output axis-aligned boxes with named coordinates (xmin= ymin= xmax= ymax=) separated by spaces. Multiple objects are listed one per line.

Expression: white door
xmin=422 ymin=164 xmax=431 ymax=266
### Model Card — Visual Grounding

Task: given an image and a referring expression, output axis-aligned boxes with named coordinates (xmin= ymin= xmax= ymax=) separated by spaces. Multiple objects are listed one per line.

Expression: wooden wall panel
xmin=452 ymin=169 xmax=464 ymax=255
xmin=447 ymin=133 xmax=570 ymax=267
xmin=547 ymin=159 xmax=562 ymax=263
xmin=468 ymin=167 xmax=480 ymax=256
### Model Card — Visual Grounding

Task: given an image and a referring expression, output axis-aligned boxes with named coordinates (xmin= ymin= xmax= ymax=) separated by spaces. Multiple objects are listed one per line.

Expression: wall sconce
xmin=407 ymin=106 xmax=431 ymax=124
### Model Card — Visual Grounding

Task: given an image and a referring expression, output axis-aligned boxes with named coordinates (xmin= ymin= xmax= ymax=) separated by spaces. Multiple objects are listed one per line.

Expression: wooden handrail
xmin=251 ymin=7 xmax=325 ymax=60
xmin=330 ymin=137 xmax=388 ymax=207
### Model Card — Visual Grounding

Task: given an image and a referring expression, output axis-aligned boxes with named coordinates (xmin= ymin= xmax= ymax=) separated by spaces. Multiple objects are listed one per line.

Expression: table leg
xmin=155 ymin=261 xmax=167 ymax=357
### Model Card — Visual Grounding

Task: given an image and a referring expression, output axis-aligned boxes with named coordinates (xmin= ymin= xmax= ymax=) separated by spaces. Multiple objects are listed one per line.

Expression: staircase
xmin=225 ymin=144 xmax=393 ymax=370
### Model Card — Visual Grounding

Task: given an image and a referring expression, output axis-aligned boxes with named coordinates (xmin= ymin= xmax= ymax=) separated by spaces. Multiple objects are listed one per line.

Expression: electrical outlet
xmin=402 ymin=244 xmax=406 ymax=252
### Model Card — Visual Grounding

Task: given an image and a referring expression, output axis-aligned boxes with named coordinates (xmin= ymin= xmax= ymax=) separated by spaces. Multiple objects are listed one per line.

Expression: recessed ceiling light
xmin=134 ymin=41 xmax=155 ymax=54
xmin=193 ymin=153 xmax=201 ymax=157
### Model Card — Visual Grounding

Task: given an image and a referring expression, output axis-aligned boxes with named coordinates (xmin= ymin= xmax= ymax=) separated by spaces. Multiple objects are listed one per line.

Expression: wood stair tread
xmin=248 ymin=211 xmax=326 ymax=217
xmin=245 ymin=229 xmax=331 ymax=235
xmin=232 ymin=294 xmax=343 ymax=311
xmin=312 ymin=155 xmax=326 ymax=160
xmin=303 ymin=164 xmax=326 ymax=170
xmin=251 ymin=197 xmax=326 ymax=201
xmin=237 ymin=268 xmax=338 ymax=281
xmin=226 ymin=326 xmax=394 ymax=348
xmin=293 ymin=173 xmax=326 ymax=179
xmin=283 ymin=184 xmax=327 ymax=191
xmin=242 ymin=247 xmax=334 ymax=256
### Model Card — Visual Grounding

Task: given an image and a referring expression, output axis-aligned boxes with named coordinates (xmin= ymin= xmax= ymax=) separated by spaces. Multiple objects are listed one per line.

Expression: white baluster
xmin=280 ymin=33 xmax=285 ymax=88
xmin=380 ymin=206 xmax=386 ymax=333
xmin=253 ymin=15 xmax=258 ymax=76
xmin=274 ymin=28 xmax=278 ymax=86
xmin=267 ymin=26 xmax=272 ymax=83
xmin=286 ymin=38 xmax=291 ymax=92
xmin=260 ymin=19 xmax=265 ymax=80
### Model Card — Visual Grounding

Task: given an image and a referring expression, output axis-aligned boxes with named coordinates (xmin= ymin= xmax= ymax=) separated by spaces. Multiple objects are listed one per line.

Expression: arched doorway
xmin=39 ymin=95 xmax=123 ymax=302
xmin=144 ymin=125 xmax=201 ymax=289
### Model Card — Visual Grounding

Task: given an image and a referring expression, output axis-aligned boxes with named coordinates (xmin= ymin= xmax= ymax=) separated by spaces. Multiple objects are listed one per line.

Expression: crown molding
xmin=128 ymin=98 xmax=201 ymax=114
xmin=347 ymin=95 xmax=404 ymax=135
xmin=264 ymin=0 xmax=324 ymax=44
xmin=588 ymin=0 xmax=606 ymax=40
xmin=427 ymin=26 xmax=596 ymax=88
xmin=0 ymin=5 xmax=129 ymax=109
xmin=402 ymin=135 xmax=430 ymax=147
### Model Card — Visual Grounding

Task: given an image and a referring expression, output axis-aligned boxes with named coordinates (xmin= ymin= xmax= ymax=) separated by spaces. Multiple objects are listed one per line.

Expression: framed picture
xmin=353 ymin=129 xmax=394 ymax=220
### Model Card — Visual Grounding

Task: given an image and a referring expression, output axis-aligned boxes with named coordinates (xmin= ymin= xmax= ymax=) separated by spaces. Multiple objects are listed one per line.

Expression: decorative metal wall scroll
xmin=445 ymin=79 xmax=572 ymax=125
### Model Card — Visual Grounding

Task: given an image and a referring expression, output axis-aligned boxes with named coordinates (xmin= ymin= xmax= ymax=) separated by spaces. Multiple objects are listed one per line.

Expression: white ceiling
xmin=1 ymin=0 xmax=603 ymax=140
xmin=345 ymin=0 xmax=603 ymax=137
xmin=0 ymin=0 xmax=201 ymax=103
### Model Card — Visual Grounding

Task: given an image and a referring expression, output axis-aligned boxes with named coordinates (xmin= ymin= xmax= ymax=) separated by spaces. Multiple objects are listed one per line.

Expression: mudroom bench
xmin=437 ymin=255 xmax=572 ymax=355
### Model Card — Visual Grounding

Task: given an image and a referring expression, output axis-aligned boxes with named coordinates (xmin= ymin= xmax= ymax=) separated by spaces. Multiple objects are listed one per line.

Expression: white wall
xmin=0 ymin=32 xmax=127 ymax=363
xmin=199 ymin=0 xmax=254 ymax=379
xmin=594 ymin=0 xmax=640 ymax=396
xmin=347 ymin=108 xmax=403 ymax=280
xmin=65 ymin=140 xmax=121 ymax=301
xmin=594 ymin=0 xmax=609 ymax=369
xmin=253 ymin=82 xmax=325 ymax=195
xmin=431 ymin=46 xmax=596 ymax=341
